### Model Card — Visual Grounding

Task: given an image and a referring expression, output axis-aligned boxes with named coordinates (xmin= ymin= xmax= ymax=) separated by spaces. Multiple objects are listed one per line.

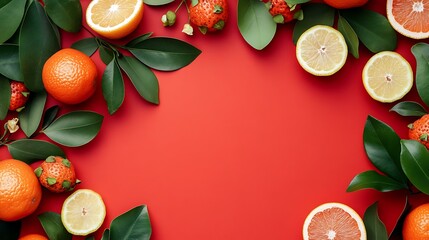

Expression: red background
xmin=1 ymin=0 xmax=427 ymax=239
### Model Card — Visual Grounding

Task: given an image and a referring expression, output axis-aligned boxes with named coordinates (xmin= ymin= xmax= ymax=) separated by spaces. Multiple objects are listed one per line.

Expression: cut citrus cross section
xmin=61 ymin=189 xmax=106 ymax=236
xmin=362 ymin=51 xmax=413 ymax=103
xmin=86 ymin=0 xmax=144 ymax=39
xmin=303 ymin=202 xmax=367 ymax=240
xmin=387 ymin=0 xmax=429 ymax=39
xmin=296 ymin=25 xmax=348 ymax=76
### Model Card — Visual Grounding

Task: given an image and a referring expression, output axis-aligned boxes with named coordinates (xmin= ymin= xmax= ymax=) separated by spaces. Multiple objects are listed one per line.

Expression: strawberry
xmin=34 ymin=156 xmax=80 ymax=193
xmin=409 ymin=114 xmax=429 ymax=149
xmin=9 ymin=81 xmax=29 ymax=112
xmin=189 ymin=0 xmax=228 ymax=34
xmin=268 ymin=0 xmax=302 ymax=24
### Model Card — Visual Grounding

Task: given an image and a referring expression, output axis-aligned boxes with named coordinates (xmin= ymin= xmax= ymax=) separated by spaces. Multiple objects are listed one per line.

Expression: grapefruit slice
xmin=387 ymin=0 xmax=429 ymax=39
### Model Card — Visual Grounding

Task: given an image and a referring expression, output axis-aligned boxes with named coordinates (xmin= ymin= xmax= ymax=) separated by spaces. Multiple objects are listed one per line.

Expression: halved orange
xmin=387 ymin=0 xmax=429 ymax=39
xmin=303 ymin=202 xmax=367 ymax=240
xmin=86 ymin=0 xmax=144 ymax=39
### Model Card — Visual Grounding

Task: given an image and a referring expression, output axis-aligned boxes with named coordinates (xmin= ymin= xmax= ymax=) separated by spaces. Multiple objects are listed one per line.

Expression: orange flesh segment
xmin=90 ymin=0 xmax=138 ymax=27
xmin=392 ymin=0 xmax=429 ymax=33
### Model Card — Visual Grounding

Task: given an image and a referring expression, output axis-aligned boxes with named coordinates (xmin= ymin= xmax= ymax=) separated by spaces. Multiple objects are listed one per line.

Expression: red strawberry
xmin=409 ymin=114 xmax=429 ymax=149
xmin=9 ymin=81 xmax=29 ymax=111
xmin=189 ymin=0 xmax=228 ymax=34
xmin=268 ymin=0 xmax=302 ymax=24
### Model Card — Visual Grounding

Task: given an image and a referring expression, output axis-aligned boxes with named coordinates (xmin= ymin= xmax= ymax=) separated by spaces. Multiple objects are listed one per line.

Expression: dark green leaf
xmin=363 ymin=115 xmax=407 ymax=184
xmin=340 ymin=8 xmax=397 ymax=53
xmin=110 ymin=205 xmax=151 ymax=240
xmin=20 ymin=0 xmax=61 ymax=92
xmin=42 ymin=105 xmax=60 ymax=130
xmin=99 ymin=45 xmax=115 ymax=65
xmin=101 ymin=229 xmax=110 ymax=240
xmin=0 ymin=44 xmax=22 ymax=81
xmin=19 ymin=91 xmax=47 ymax=137
xmin=0 ymin=220 xmax=20 ymax=240
xmin=143 ymin=0 xmax=174 ymax=6
xmin=38 ymin=212 xmax=72 ymax=240
xmin=292 ymin=3 xmax=335 ymax=44
xmin=389 ymin=196 xmax=410 ymax=239
xmin=412 ymin=43 xmax=429 ymax=107
xmin=42 ymin=111 xmax=103 ymax=147
xmin=286 ymin=0 xmax=310 ymax=4
xmin=117 ymin=56 xmax=159 ymax=104
xmin=0 ymin=0 xmax=26 ymax=44
xmin=128 ymin=37 xmax=202 ymax=71
xmin=238 ymin=0 xmax=277 ymax=50
xmin=363 ymin=202 xmax=388 ymax=240
xmin=71 ymin=38 xmax=99 ymax=56
xmin=45 ymin=0 xmax=82 ymax=33
xmin=125 ymin=33 xmax=153 ymax=47
xmin=347 ymin=170 xmax=406 ymax=192
xmin=102 ymin=59 xmax=125 ymax=115
xmin=390 ymin=101 xmax=427 ymax=117
xmin=400 ymin=140 xmax=429 ymax=194
xmin=337 ymin=15 xmax=359 ymax=58
xmin=7 ymin=139 xmax=65 ymax=164
xmin=85 ymin=236 xmax=95 ymax=240
xmin=0 ymin=75 xmax=10 ymax=120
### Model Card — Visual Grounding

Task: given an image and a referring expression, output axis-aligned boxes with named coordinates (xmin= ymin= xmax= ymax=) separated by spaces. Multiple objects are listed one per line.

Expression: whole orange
xmin=42 ymin=48 xmax=97 ymax=105
xmin=323 ymin=0 xmax=368 ymax=9
xmin=403 ymin=203 xmax=429 ymax=240
xmin=19 ymin=234 xmax=48 ymax=240
xmin=0 ymin=159 xmax=42 ymax=221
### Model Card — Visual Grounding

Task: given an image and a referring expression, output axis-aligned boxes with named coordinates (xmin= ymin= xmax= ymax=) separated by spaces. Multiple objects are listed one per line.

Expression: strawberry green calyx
xmin=214 ymin=20 xmax=225 ymax=30
xmin=191 ymin=0 xmax=198 ymax=6
xmin=62 ymin=158 xmax=71 ymax=168
xmin=421 ymin=133 xmax=428 ymax=141
xmin=214 ymin=5 xmax=223 ymax=13
xmin=47 ymin=177 xmax=57 ymax=185
xmin=45 ymin=156 xmax=56 ymax=163
xmin=199 ymin=26 xmax=208 ymax=34
xmin=34 ymin=167 xmax=43 ymax=178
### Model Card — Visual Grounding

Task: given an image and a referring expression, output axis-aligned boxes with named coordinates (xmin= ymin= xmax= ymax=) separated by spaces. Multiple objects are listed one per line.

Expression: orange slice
xmin=86 ymin=0 xmax=144 ymax=39
xmin=303 ymin=202 xmax=367 ymax=240
xmin=387 ymin=0 xmax=429 ymax=39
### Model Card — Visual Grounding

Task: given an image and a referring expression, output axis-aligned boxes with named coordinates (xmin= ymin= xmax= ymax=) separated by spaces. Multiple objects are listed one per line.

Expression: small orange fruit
xmin=0 ymin=159 xmax=42 ymax=221
xmin=19 ymin=234 xmax=48 ymax=240
xmin=42 ymin=48 xmax=97 ymax=105
xmin=34 ymin=156 xmax=80 ymax=193
xmin=323 ymin=0 xmax=368 ymax=9
xmin=409 ymin=114 xmax=429 ymax=149
xmin=86 ymin=0 xmax=144 ymax=39
xmin=387 ymin=0 xmax=429 ymax=39
xmin=403 ymin=203 xmax=429 ymax=240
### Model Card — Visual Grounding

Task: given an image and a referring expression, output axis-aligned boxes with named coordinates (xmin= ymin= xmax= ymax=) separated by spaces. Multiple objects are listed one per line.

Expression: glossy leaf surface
xmin=45 ymin=0 xmax=82 ymax=33
xmin=400 ymin=140 xmax=429 ymax=195
xmin=42 ymin=111 xmax=104 ymax=147
xmin=0 ymin=0 xmax=26 ymax=44
xmin=110 ymin=205 xmax=151 ymax=240
xmin=38 ymin=212 xmax=72 ymax=240
xmin=128 ymin=37 xmax=202 ymax=71
xmin=347 ymin=170 xmax=406 ymax=192
xmin=71 ymin=37 xmax=99 ymax=56
xmin=0 ymin=44 xmax=21 ymax=81
xmin=7 ymin=139 xmax=65 ymax=164
xmin=143 ymin=0 xmax=174 ymax=6
xmin=338 ymin=15 xmax=359 ymax=58
xmin=363 ymin=202 xmax=388 ymax=240
xmin=42 ymin=105 xmax=60 ymax=130
xmin=19 ymin=91 xmax=47 ymax=137
xmin=102 ymin=59 xmax=125 ymax=115
xmin=390 ymin=101 xmax=427 ymax=117
xmin=412 ymin=43 xmax=429 ymax=107
xmin=0 ymin=75 xmax=10 ymax=120
xmin=125 ymin=33 xmax=153 ymax=47
xmin=238 ymin=0 xmax=276 ymax=50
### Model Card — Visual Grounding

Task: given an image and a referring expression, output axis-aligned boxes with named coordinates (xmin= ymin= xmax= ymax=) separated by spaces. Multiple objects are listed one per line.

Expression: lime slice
xmin=296 ymin=25 xmax=348 ymax=76
xmin=362 ymin=51 xmax=413 ymax=103
xmin=61 ymin=189 xmax=106 ymax=236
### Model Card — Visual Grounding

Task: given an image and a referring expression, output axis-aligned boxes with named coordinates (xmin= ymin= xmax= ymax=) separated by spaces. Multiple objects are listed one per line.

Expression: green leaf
xmin=388 ymin=196 xmax=409 ymax=239
xmin=42 ymin=111 xmax=104 ymax=147
xmin=85 ymin=237 xmax=95 ymax=240
xmin=110 ymin=205 xmax=152 ymax=240
xmin=6 ymin=139 xmax=65 ymax=164
xmin=45 ymin=0 xmax=82 ymax=33
xmin=125 ymin=33 xmax=153 ymax=48
xmin=292 ymin=4 xmax=335 ymax=44
xmin=363 ymin=202 xmax=388 ymax=240
xmin=0 ymin=0 xmax=26 ymax=44
xmin=347 ymin=170 xmax=406 ymax=192
xmin=0 ymin=76 xmax=10 ymax=120
xmin=42 ymin=105 xmax=60 ymax=130
xmin=337 ymin=15 xmax=359 ymax=58
xmin=0 ymin=220 xmax=21 ymax=240
xmin=20 ymin=0 xmax=61 ymax=92
xmin=412 ymin=43 xmax=429 ymax=107
xmin=38 ymin=212 xmax=72 ymax=240
xmin=340 ymin=8 xmax=397 ymax=53
xmin=19 ymin=91 xmax=47 ymax=137
xmin=286 ymin=0 xmax=310 ymax=4
xmin=101 ymin=229 xmax=110 ymax=240
xmin=102 ymin=59 xmax=125 ymax=115
xmin=0 ymin=44 xmax=22 ymax=81
xmin=117 ymin=56 xmax=159 ymax=104
xmin=128 ymin=37 xmax=202 ymax=71
xmin=237 ymin=0 xmax=277 ymax=50
xmin=363 ymin=115 xmax=407 ymax=184
xmin=143 ymin=0 xmax=174 ymax=6
xmin=400 ymin=140 xmax=429 ymax=195
xmin=99 ymin=45 xmax=115 ymax=65
xmin=390 ymin=101 xmax=427 ymax=117
xmin=71 ymin=38 xmax=99 ymax=56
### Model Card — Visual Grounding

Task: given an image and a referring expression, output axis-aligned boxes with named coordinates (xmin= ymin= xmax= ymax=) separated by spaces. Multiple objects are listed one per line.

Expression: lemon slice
xmin=296 ymin=25 xmax=348 ymax=76
xmin=86 ymin=0 xmax=144 ymax=39
xmin=362 ymin=51 xmax=413 ymax=103
xmin=61 ymin=189 xmax=106 ymax=236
